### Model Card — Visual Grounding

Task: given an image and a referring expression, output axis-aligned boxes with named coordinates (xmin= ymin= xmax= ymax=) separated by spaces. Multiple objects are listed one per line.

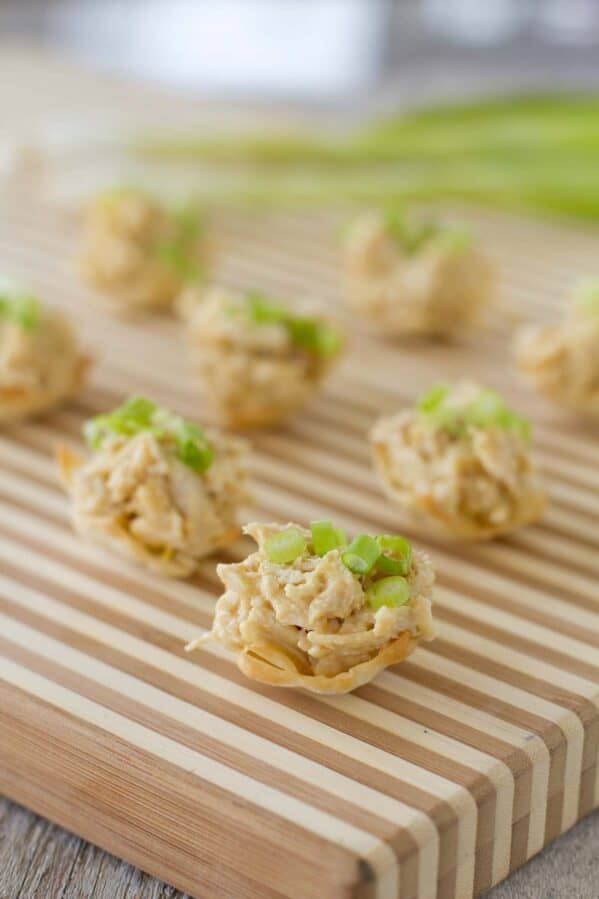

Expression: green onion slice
xmin=342 ymin=534 xmax=380 ymax=575
xmin=417 ymin=382 xmax=531 ymax=442
xmin=574 ymin=277 xmax=599 ymax=316
xmin=366 ymin=576 xmax=411 ymax=611
xmin=83 ymin=395 xmax=213 ymax=473
xmin=264 ymin=527 xmax=308 ymax=564
xmin=310 ymin=519 xmax=346 ymax=556
xmin=376 ymin=534 xmax=412 ymax=575
xmin=241 ymin=291 xmax=343 ymax=360
xmin=0 ymin=284 xmax=40 ymax=332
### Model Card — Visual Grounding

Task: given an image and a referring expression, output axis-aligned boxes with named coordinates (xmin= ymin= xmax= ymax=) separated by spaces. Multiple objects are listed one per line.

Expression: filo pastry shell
xmin=0 ymin=307 xmax=88 ymax=422
xmin=187 ymin=522 xmax=436 ymax=694
xmin=182 ymin=286 xmax=342 ymax=429
xmin=344 ymin=212 xmax=494 ymax=338
xmin=371 ymin=389 xmax=545 ymax=540
xmin=57 ymin=428 xmax=249 ymax=577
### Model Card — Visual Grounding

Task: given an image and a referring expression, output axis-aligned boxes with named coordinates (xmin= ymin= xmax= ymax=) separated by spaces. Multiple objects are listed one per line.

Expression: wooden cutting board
xmin=0 ymin=184 xmax=597 ymax=899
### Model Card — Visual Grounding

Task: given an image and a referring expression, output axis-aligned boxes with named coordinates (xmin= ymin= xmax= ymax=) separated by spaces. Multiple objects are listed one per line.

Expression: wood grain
xmin=0 ymin=180 xmax=597 ymax=899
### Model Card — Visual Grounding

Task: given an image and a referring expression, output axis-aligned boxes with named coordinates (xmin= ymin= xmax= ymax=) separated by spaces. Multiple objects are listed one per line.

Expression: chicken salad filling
xmin=371 ymin=381 xmax=545 ymax=539
xmin=0 ymin=280 xmax=87 ymax=419
xmin=184 ymin=286 xmax=344 ymax=428
xmin=515 ymin=278 xmax=599 ymax=417
xmin=80 ymin=188 xmax=205 ymax=313
xmin=344 ymin=210 xmax=493 ymax=337
xmin=57 ymin=396 xmax=249 ymax=577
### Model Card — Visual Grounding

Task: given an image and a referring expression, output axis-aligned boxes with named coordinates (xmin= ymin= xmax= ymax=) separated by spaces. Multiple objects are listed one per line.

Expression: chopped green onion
xmin=434 ymin=227 xmax=472 ymax=255
xmin=83 ymin=395 xmax=213 ymax=473
xmin=264 ymin=527 xmax=308 ymax=564
xmin=574 ymin=277 xmax=599 ymax=315
xmin=246 ymin=292 xmax=286 ymax=325
xmin=242 ymin=292 xmax=343 ymax=359
xmin=376 ymin=535 xmax=412 ymax=576
xmin=417 ymin=383 xmax=450 ymax=413
xmin=384 ymin=210 xmax=441 ymax=255
xmin=366 ymin=576 xmax=411 ymax=611
xmin=342 ymin=534 xmax=380 ymax=575
xmin=310 ymin=519 xmax=346 ymax=556
xmin=0 ymin=289 xmax=40 ymax=332
xmin=417 ymin=383 xmax=531 ymax=442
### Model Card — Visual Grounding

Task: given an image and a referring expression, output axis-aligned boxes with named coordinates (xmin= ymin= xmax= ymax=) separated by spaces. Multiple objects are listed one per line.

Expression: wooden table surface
xmin=1 ymin=43 xmax=598 ymax=899
xmin=1 ymin=797 xmax=596 ymax=899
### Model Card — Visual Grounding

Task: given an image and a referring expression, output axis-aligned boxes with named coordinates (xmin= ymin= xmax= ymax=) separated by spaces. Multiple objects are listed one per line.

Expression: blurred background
xmin=2 ymin=1 xmax=599 ymax=220
xmin=2 ymin=0 xmax=599 ymax=109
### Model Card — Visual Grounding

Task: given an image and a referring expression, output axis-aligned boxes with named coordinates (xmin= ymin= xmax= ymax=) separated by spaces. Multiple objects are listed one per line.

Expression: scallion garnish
xmin=366 ymin=576 xmax=411 ymax=611
xmin=264 ymin=527 xmax=308 ymax=564
xmin=417 ymin=383 xmax=531 ymax=441
xmin=309 ymin=519 xmax=346 ymax=556
xmin=0 ymin=284 xmax=40 ymax=333
xmin=375 ymin=535 xmax=412 ymax=576
xmin=342 ymin=534 xmax=381 ymax=575
xmin=242 ymin=291 xmax=343 ymax=359
xmin=573 ymin=277 xmax=599 ymax=316
xmin=83 ymin=396 xmax=213 ymax=473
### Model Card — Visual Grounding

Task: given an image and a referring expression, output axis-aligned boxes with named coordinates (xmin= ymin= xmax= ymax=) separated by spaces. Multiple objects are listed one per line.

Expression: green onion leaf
xmin=366 ymin=576 xmax=411 ymax=611
xmin=376 ymin=535 xmax=412 ymax=576
xmin=264 ymin=527 xmax=308 ymax=564
xmin=342 ymin=534 xmax=380 ymax=575
xmin=310 ymin=519 xmax=346 ymax=555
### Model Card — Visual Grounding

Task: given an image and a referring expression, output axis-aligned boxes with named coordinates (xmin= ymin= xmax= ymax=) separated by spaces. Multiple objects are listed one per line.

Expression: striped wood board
xmin=0 ymin=184 xmax=598 ymax=899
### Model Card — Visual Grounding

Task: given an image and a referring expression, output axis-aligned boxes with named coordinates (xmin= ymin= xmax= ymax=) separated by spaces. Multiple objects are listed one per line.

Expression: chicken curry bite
xmin=184 ymin=286 xmax=344 ymax=428
xmin=57 ymin=396 xmax=249 ymax=577
xmin=80 ymin=187 xmax=206 ymax=314
xmin=187 ymin=520 xmax=436 ymax=694
xmin=0 ymin=282 xmax=88 ymax=422
xmin=514 ymin=278 xmax=599 ymax=418
xmin=371 ymin=382 xmax=545 ymax=540
xmin=343 ymin=210 xmax=493 ymax=338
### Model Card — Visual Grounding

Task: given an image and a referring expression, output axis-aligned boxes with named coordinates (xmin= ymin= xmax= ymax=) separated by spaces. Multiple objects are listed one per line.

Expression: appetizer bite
xmin=79 ymin=187 xmax=205 ymax=314
xmin=57 ymin=395 xmax=249 ymax=577
xmin=187 ymin=520 xmax=435 ymax=694
xmin=343 ymin=209 xmax=493 ymax=338
xmin=514 ymin=278 xmax=599 ymax=417
xmin=371 ymin=382 xmax=545 ymax=540
xmin=0 ymin=280 xmax=88 ymax=422
xmin=184 ymin=286 xmax=344 ymax=428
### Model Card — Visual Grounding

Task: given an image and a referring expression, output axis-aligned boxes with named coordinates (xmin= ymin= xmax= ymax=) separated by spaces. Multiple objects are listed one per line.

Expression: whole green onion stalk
xmin=84 ymin=395 xmax=213 ymax=473
xmin=133 ymin=94 xmax=599 ymax=222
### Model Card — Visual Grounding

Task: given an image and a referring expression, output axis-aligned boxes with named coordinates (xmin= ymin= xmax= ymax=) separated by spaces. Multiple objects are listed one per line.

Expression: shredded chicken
xmin=57 ymin=429 xmax=249 ymax=577
xmin=0 ymin=307 xmax=86 ymax=421
xmin=514 ymin=304 xmax=599 ymax=417
xmin=371 ymin=383 xmax=545 ymax=539
xmin=344 ymin=212 xmax=493 ymax=337
xmin=184 ymin=286 xmax=340 ymax=428
xmin=80 ymin=190 xmax=204 ymax=313
xmin=191 ymin=521 xmax=436 ymax=694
